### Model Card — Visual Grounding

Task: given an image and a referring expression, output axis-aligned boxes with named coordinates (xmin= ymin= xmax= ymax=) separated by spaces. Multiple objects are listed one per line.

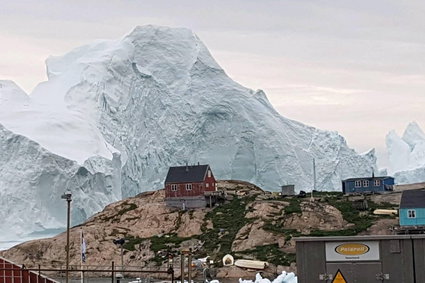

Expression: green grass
xmin=123 ymin=236 xmax=145 ymax=251
xmin=122 ymin=233 xmax=189 ymax=252
xmin=262 ymin=221 xmax=301 ymax=241
xmin=197 ymin=196 xmax=255 ymax=263
xmin=263 ymin=194 xmax=379 ymax=237
xmin=283 ymin=198 xmax=302 ymax=215
xmin=367 ymin=200 xmax=397 ymax=210
xmin=150 ymin=233 xmax=190 ymax=252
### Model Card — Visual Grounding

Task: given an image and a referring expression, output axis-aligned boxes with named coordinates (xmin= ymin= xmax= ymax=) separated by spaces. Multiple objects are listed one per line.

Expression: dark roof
xmin=342 ymin=176 xmax=394 ymax=182
xmin=165 ymin=164 xmax=210 ymax=184
xmin=400 ymin=189 xmax=425 ymax=209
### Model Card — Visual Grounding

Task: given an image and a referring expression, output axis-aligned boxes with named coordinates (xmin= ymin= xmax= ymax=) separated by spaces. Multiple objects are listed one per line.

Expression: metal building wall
xmin=295 ymin=235 xmax=424 ymax=283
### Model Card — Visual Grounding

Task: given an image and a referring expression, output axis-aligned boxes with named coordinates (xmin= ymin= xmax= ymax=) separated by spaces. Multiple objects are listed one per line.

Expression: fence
xmin=0 ymin=257 xmax=58 ymax=283
xmin=0 ymin=258 xmax=174 ymax=283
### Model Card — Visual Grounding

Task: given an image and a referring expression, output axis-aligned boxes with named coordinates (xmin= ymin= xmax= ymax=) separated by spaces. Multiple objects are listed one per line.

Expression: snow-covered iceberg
xmin=0 ymin=25 xmax=377 ymax=241
xmin=386 ymin=122 xmax=425 ymax=184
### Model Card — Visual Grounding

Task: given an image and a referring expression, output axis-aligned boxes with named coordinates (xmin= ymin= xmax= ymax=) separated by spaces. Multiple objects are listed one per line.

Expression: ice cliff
xmin=386 ymin=122 xmax=425 ymax=184
xmin=0 ymin=25 xmax=377 ymax=241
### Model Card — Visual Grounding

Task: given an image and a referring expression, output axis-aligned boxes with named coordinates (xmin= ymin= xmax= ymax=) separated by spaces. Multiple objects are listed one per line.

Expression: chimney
xmin=372 ymin=167 xmax=375 ymax=178
xmin=186 ymin=161 xmax=189 ymax=172
xmin=198 ymin=162 xmax=200 ymax=166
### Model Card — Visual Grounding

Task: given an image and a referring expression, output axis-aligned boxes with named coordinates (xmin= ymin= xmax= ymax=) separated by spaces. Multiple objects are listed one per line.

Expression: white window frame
xmin=186 ymin=183 xmax=192 ymax=191
xmin=206 ymin=183 xmax=209 ymax=188
xmin=374 ymin=179 xmax=381 ymax=187
xmin=171 ymin=184 xmax=177 ymax=191
xmin=408 ymin=209 xmax=416 ymax=218
xmin=354 ymin=180 xmax=362 ymax=188
xmin=362 ymin=180 xmax=369 ymax=187
xmin=208 ymin=170 xmax=211 ymax=178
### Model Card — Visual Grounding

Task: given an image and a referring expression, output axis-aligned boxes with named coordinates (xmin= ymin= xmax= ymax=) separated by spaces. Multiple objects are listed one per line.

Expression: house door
xmin=326 ymin=262 xmax=383 ymax=282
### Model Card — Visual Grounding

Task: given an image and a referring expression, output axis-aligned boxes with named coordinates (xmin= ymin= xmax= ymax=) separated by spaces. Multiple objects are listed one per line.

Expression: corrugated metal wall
xmin=295 ymin=235 xmax=425 ymax=283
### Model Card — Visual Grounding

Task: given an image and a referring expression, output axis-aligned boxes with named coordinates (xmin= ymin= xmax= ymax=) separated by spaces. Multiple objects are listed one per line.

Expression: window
xmin=186 ymin=184 xmax=192 ymax=191
xmin=362 ymin=180 xmax=369 ymax=187
xmin=208 ymin=170 xmax=211 ymax=178
xmin=206 ymin=183 xmax=209 ymax=188
xmin=171 ymin=184 xmax=177 ymax=191
xmin=355 ymin=180 xmax=362 ymax=188
xmin=408 ymin=210 xmax=416 ymax=218
xmin=374 ymin=179 xmax=381 ymax=187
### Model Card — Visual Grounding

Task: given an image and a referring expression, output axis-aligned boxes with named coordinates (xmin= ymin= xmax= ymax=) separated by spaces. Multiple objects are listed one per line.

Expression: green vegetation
xmin=236 ymin=244 xmax=295 ymax=266
xmin=123 ymin=236 xmax=145 ymax=251
xmin=100 ymin=202 xmax=138 ymax=222
xmin=123 ymin=233 xmax=189 ymax=252
xmin=123 ymin=233 xmax=190 ymax=265
xmin=117 ymin=203 xmax=137 ymax=216
xmin=198 ymin=196 xmax=255 ymax=263
xmin=262 ymin=222 xmax=301 ymax=241
xmin=283 ymin=198 xmax=302 ymax=215
xmin=367 ymin=200 xmax=397 ymax=210
xmin=112 ymin=189 xmax=400 ymax=268
xmin=150 ymin=233 xmax=190 ymax=253
xmin=264 ymin=193 xmax=399 ymax=238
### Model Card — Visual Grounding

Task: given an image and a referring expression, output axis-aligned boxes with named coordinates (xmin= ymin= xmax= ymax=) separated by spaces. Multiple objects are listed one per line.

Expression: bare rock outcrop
xmin=283 ymin=201 xmax=347 ymax=234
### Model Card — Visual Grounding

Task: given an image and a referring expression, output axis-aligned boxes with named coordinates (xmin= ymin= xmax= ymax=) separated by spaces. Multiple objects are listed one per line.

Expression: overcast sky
xmin=1 ymin=0 xmax=424 ymax=168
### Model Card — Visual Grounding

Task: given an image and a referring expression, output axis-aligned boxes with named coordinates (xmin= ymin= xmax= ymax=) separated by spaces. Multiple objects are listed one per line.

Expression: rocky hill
xmin=0 ymin=180 xmax=401 ymax=279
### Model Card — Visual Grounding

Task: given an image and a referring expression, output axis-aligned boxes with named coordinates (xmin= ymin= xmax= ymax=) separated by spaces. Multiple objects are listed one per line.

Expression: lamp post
xmin=61 ymin=191 xmax=72 ymax=283
xmin=167 ymin=252 xmax=174 ymax=283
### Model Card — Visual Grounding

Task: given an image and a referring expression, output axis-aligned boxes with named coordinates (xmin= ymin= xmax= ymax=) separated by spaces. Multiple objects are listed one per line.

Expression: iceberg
xmin=0 ymin=25 xmax=377 ymax=241
xmin=386 ymin=122 xmax=425 ymax=184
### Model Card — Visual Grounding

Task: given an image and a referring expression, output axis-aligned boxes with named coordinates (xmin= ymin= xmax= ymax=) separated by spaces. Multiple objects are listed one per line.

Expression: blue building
xmin=341 ymin=176 xmax=394 ymax=194
xmin=399 ymin=189 xmax=425 ymax=227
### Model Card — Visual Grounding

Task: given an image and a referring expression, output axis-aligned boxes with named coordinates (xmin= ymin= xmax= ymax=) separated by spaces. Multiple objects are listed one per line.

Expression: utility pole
xmin=61 ymin=191 xmax=72 ymax=283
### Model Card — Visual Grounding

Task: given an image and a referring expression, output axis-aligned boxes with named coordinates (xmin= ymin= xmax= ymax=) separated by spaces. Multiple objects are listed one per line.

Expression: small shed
xmin=281 ymin=185 xmax=295 ymax=196
xmin=399 ymin=189 xmax=425 ymax=227
xmin=164 ymin=164 xmax=219 ymax=208
xmin=341 ymin=176 xmax=394 ymax=194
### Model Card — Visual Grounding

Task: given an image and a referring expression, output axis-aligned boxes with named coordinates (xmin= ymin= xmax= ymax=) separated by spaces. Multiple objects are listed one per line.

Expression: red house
xmin=164 ymin=164 xmax=218 ymax=208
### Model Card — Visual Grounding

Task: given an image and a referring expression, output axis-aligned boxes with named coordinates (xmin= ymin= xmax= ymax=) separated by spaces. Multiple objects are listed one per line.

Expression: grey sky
xmin=1 ymin=0 xmax=424 ymax=168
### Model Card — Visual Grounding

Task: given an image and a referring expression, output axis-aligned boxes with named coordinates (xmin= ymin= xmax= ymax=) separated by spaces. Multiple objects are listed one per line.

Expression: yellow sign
xmin=332 ymin=269 xmax=347 ymax=283
xmin=335 ymin=243 xmax=369 ymax=256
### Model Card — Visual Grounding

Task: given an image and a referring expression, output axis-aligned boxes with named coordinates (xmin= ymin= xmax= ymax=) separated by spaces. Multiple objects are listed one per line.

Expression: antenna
xmin=311 ymin=158 xmax=316 ymax=202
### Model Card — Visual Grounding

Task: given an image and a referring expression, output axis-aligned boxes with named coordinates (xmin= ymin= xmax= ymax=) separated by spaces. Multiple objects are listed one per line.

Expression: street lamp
xmin=61 ymin=190 xmax=72 ymax=283
xmin=167 ymin=253 xmax=174 ymax=283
